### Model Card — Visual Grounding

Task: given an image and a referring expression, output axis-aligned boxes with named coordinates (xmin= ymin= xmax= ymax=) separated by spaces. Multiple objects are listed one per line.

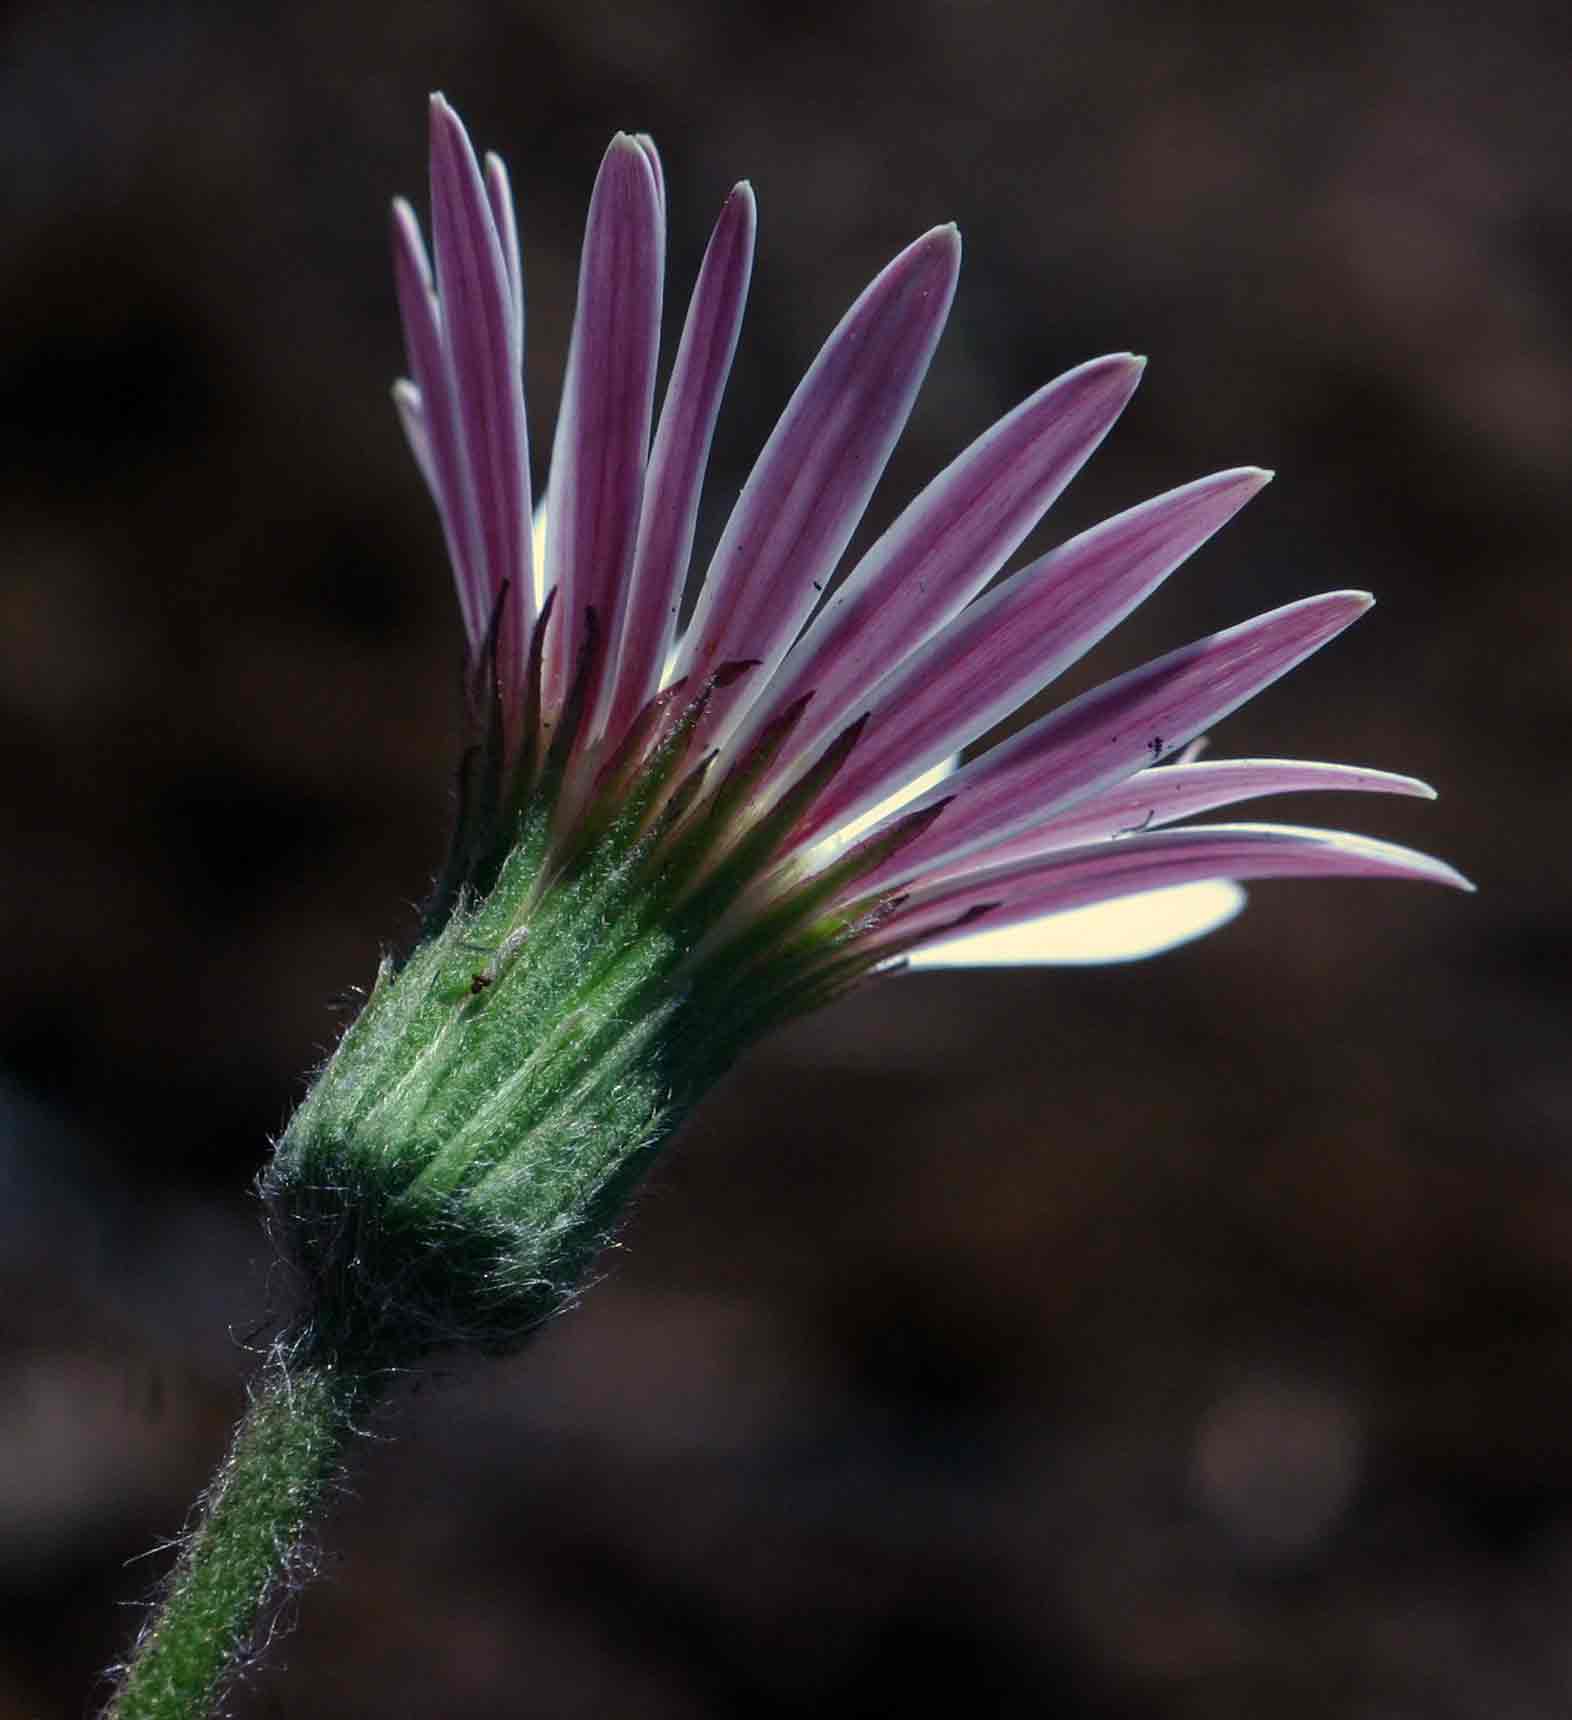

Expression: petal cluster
xmin=393 ymin=95 xmax=1466 ymax=998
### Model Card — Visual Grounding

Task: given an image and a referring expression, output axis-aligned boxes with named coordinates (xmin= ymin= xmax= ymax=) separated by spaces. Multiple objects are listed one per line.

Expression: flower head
xmin=267 ymin=98 xmax=1466 ymax=1366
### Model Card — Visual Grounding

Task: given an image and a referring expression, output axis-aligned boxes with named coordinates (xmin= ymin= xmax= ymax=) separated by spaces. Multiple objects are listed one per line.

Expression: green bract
xmin=268 ymin=712 xmax=909 ymax=1365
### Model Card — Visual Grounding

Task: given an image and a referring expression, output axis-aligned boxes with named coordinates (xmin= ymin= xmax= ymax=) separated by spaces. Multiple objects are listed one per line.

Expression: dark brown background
xmin=3 ymin=0 xmax=1569 ymax=1714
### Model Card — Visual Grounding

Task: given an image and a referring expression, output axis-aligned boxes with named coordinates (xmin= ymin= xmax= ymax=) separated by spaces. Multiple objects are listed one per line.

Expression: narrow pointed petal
xmin=543 ymin=134 xmax=664 ymax=716
xmin=391 ymin=196 xmax=487 ymax=642
xmin=788 ymin=467 xmax=1273 ymax=848
xmin=908 ymin=879 xmax=1248 ymax=967
xmin=599 ymin=182 xmax=756 ymax=742
xmin=878 ymin=821 xmax=1473 ymax=954
xmin=673 ymin=225 xmax=963 ymax=744
xmin=719 ymin=353 xmax=1147 ymax=781
xmin=632 ymin=132 xmax=665 ymax=212
xmin=934 ymin=757 xmax=1436 ymax=878
xmin=848 ymin=592 xmax=1373 ymax=892
xmin=483 ymin=152 xmax=523 ymax=338
xmin=392 ymin=379 xmax=437 ymax=495
xmin=429 ymin=95 xmax=535 ymax=689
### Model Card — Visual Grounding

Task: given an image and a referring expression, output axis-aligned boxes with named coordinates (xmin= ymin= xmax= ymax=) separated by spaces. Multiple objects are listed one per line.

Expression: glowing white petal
xmin=531 ymin=501 xmax=549 ymax=611
xmin=804 ymin=755 xmax=959 ymax=863
xmin=908 ymin=878 xmax=1247 ymax=968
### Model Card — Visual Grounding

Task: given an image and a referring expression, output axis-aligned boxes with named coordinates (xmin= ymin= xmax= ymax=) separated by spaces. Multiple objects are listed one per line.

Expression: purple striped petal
xmin=848 ymin=592 xmax=1373 ymax=892
xmin=429 ymin=95 xmax=534 ymax=688
xmin=391 ymin=196 xmax=487 ymax=643
xmin=877 ymin=822 xmax=1473 ymax=954
xmin=542 ymin=134 xmax=664 ymax=715
xmin=673 ymin=225 xmax=962 ymax=744
xmin=596 ymin=182 xmax=756 ymax=744
xmin=786 ymin=466 xmax=1272 ymax=848
xmin=632 ymin=132 xmax=665 ymax=213
xmin=483 ymin=152 xmax=523 ymax=340
xmin=717 ymin=352 xmax=1147 ymax=783
xmin=932 ymin=757 xmax=1436 ymax=878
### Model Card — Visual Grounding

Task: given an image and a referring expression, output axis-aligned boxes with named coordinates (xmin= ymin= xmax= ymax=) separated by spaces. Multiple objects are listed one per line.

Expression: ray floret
xmin=274 ymin=98 xmax=1466 ymax=1362
xmin=105 ymin=102 xmax=1473 ymax=1720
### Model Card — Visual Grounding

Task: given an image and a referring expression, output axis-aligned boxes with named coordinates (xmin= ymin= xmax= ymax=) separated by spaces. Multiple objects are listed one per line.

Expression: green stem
xmin=107 ymin=1349 xmax=373 ymax=1720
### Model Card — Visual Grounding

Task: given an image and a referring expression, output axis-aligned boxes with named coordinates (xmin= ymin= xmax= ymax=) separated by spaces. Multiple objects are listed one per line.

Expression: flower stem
xmin=107 ymin=1347 xmax=372 ymax=1720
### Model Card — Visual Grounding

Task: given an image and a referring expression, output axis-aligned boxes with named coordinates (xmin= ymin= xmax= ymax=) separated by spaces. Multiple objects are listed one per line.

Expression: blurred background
xmin=2 ymin=0 xmax=1569 ymax=1713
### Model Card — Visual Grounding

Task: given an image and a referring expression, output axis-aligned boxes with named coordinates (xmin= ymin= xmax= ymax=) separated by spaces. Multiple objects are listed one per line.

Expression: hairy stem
xmin=106 ymin=1348 xmax=372 ymax=1720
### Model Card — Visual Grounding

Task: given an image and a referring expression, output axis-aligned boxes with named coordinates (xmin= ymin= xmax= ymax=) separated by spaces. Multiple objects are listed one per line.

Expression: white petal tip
xmin=1097 ymin=352 xmax=1146 ymax=386
xmin=1312 ymin=589 xmax=1376 ymax=624
xmin=429 ymin=94 xmax=465 ymax=135
xmin=909 ymin=880 xmax=1248 ymax=969
xmin=1414 ymin=855 xmax=1475 ymax=893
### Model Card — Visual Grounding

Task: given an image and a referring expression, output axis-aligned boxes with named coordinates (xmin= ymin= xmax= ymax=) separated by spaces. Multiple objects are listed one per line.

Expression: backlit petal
xmin=673 ymin=226 xmax=962 ymax=746
xmin=907 ymin=879 xmax=1247 ymax=966
xmin=787 ymin=467 xmax=1272 ymax=849
xmin=542 ymin=135 xmax=664 ymax=716
xmin=721 ymin=353 xmax=1147 ymax=784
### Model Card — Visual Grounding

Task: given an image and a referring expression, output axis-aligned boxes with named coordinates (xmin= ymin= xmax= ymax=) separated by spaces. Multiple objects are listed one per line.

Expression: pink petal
xmin=632 ymin=132 xmax=665 ymax=213
xmin=933 ymin=757 xmax=1436 ymax=878
xmin=483 ymin=151 xmax=523 ymax=340
xmin=788 ymin=466 xmax=1272 ymax=848
xmin=596 ymin=182 xmax=756 ymax=745
xmin=542 ymin=134 xmax=664 ymax=717
xmin=391 ymin=196 xmax=487 ymax=643
xmin=718 ymin=352 xmax=1147 ymax=786
xmin=429 ymin=95 xmax=535 ymax=689
xmin=851 ymin=591 xmax=1374 ymax=892
xmin=673 ymin=225 xmax=963 ymax=746
xmin=877 ymin=821 xmax=1473 ymax=954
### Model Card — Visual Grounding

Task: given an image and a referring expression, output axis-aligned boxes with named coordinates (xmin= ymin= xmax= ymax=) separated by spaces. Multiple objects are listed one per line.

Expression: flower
xmin=266 ymin=98 xmax=1466 ymax=1365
